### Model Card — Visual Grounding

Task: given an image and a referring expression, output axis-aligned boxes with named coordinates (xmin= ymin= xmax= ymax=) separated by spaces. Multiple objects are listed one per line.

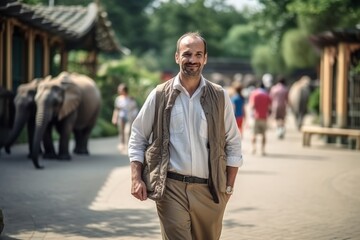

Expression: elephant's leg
xmin=298 ymin=114 xmax=304 ymax=130
xmin=73 ymin=127 xmax=91 ymax=155
xmin=296 ymin=114 xmax=303 ymax=131
xmin=57 ymin=121 xmax=73 ymax=160
xmin=27 ymin=116 xmax=35 ymax=158
xmin=42 ymin=123 xmax=57 ymax=159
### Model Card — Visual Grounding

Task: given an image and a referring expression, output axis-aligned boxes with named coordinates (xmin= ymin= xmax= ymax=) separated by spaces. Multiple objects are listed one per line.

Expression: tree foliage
xmin=145 ymin=0 xmax=246 ymax=69
xmin=282 ymin=29 xmax=318 ymax=69
xmin=287 ymin=0 xmax=360 ymax=34
xmin=17 ymin=0 xmax=360 ymax=137
xmin=222 ymin=24 xmax=260 ymax=58
xmin=251 ymin=44 xmax=285 ymax=76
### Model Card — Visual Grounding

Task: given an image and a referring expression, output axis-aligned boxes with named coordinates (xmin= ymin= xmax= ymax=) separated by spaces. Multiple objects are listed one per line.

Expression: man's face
xmin=175 ymin=36 xmax=207 ymax=77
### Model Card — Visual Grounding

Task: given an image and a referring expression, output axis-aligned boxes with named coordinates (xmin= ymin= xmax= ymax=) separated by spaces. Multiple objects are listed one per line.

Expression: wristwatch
xmin=225 ymin=186 xmax=233 ymax=195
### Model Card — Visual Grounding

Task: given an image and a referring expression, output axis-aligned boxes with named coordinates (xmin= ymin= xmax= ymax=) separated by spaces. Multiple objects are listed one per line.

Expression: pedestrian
xmin=231 ymin=81 xmax=246 ymax=137
xmin=128 ymin=32 xmax=243 ymax=240
xmin=261 ymin=73 xmax=273 ymax=91
xmin=249 ymin=81 xmax=272 ymax=155
xmin=112 ymin=83 xmax=138 ymax=152
xmin=270 ymin=75 xmax=289 ymax=139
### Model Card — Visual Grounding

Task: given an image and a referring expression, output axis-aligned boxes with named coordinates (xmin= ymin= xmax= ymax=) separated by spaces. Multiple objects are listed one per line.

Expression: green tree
xmin=251 ymin=0 xmax=297 ymax=51
xmin=287 ymin=0 xmax=360 ymax=34
xmin=251 ymin=44 xmax=285 ymax=76
xmin=146 ymin=0 xmax=246 ymax=69
xmin=281 ymin=29 xmax=318 ymax=69
xmin=102 ymin=0 xmax=153 ymax=55
xmin=222 ymin=24 xmax=259 ymax=58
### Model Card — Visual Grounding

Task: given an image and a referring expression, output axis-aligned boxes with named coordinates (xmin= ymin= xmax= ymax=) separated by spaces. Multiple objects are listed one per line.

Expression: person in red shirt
xmin=249 ymin=82 xmax=272 ymax=155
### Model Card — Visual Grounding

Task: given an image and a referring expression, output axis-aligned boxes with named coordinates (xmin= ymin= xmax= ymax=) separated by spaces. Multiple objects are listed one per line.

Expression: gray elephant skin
xmin=32 ymin=72 xmax=101 ymax=169
xmin=288 ymin=75 xmax=314 ymax=130
xmin=0 ymin=76 xmax=55 ymax=158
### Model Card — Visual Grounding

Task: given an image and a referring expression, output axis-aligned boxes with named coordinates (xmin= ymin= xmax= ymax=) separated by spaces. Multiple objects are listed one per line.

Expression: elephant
xmin=0 ymin=76 xmax=55 ymax=158
xmin=31 ymin=72 xmax=101 ymax=169
xmin=288 ymin=75 xmax=315 ymax=130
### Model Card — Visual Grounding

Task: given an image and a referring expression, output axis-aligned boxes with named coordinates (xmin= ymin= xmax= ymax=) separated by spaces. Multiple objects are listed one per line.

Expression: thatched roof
xmin=310 ymin=28 xmax=360 ymax=48
xmin=0 ymin=0 xmax=129 ymax=54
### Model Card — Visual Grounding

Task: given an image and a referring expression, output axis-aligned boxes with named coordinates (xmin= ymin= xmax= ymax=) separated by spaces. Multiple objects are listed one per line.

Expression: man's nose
xmin=188 ymin=55 xmax=194 ymax=63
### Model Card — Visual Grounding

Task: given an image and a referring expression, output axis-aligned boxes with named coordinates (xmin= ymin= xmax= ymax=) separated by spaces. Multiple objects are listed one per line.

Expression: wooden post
xmin=61 ymin=49 xmax=68 ymax=72
xmin=319 ymin=50 xmax=325 ymax=121
xmin=27 ymin=29 xmax=34 ymax=82
xmin=5 ymin=20 xmax=13 ymax=90
xmin=0 ymin=21 xmax=3 ymax=87
xmin=43 ymin=34 xmax=50 ymax=76
xmin=322 ymin=47 xmax=334 ymax=127
xmin=336 ymin=43 xmax=348 ymax=128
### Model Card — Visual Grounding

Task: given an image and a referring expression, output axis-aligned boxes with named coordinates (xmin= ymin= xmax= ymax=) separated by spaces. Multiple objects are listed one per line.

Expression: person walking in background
xmin=262 ymin=73 xmax=273 ymax=92
xmin=270 ymin=75 xmax=289 ymax=139
xmin=112 ymin=83 xmax=138 ymax=152
xmin=231 ymin=81 xmax=246 ymax=137
xmin=249 ymin=81 xmax=272 ymax=155
xmin=128 ymin=32 xmax=243 ymax=240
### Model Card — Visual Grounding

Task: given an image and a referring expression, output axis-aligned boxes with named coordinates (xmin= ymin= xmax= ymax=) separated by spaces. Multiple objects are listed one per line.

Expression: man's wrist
xmin=225 ymin=185 xmax=233 ymax=195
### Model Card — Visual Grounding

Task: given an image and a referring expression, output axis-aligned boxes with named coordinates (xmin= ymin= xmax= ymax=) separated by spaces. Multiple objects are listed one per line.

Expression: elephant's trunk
xmin=5 ymin=108 xmax=30 ymax=153
xmin=31 ymin=105 xmax=53 ymax=169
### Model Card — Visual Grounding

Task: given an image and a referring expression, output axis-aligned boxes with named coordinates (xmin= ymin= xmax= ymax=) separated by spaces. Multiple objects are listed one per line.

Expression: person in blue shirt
xmin=231 ymin=81 xmax=246 ymax=137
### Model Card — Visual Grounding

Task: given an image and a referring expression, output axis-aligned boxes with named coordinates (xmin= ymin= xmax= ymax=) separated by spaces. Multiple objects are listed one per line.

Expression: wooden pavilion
xmin=0 ymin=0 xmax=127 ymax=134
xmin=302 ymin=28 xmax=360 ymax=150
xmin=310 ymin=28 xmax=360 ymax=129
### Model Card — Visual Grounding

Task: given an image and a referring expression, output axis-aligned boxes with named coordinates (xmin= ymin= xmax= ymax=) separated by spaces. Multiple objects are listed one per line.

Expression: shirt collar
xmin=173 ymin=73 xmax=206 ymax=92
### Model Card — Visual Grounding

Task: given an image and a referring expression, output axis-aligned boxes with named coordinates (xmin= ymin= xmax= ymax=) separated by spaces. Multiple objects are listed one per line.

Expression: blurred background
xmin=1 ymin=0 xmax=360 ymax=142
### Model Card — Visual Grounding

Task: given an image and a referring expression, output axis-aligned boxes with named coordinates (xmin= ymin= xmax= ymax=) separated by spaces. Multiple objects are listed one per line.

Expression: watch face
xmin=226 ymin=186 xmax=233 ymax=194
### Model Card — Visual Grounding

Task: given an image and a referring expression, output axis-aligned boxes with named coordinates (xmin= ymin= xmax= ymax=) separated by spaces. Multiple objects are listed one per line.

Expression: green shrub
xmin=308 ymin=87 xmax=320 ymax=114
xmin=91 ymin=117 xmax=118 ymax=138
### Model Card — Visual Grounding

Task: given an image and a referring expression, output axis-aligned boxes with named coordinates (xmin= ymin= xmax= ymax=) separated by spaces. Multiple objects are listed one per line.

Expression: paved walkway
xmin=0 ymin=115 xmax=359 ymax=240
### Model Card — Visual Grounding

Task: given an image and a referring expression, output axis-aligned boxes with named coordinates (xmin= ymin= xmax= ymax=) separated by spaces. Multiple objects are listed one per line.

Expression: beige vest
xmin=142 ymin=77 xmax=226 ymax=203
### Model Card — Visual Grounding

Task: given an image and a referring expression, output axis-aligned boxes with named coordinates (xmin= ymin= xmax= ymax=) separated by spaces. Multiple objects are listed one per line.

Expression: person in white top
xmin=112 ymin=84 xmax=138 ymax=151
xmin=128 ymin=32 xmax=243 ymax=240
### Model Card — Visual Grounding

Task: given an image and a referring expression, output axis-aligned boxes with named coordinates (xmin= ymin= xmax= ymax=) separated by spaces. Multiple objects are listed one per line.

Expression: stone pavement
xmin=0 ymin=115 xmax=360 ymax=240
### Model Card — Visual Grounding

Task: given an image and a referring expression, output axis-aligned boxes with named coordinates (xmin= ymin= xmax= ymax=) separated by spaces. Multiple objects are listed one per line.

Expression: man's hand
xmin=130 ymin=161 xmax=148 ymax=201
xmin=131 ymin=178 xmax=148 ymax=201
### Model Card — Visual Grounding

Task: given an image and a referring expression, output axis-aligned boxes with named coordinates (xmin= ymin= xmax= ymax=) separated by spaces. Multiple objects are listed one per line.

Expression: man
xmin=249 ymin=82 xmax=272 ymax=155
xmin=270 ymin=75 xmax=288 ymax=139
xmin=128 ymin=32 xmax=243 ymax=240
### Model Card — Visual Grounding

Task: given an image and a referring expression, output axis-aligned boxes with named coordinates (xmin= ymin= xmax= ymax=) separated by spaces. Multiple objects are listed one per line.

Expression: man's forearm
xmin=131 ymin=161 xmax=143 ymax=181
xmin=226 ymin=166 xmax=239 ymax=187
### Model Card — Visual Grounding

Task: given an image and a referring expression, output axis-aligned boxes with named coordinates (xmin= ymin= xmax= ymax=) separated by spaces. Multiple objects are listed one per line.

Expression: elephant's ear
xmin=58 ymin=78 xmax=81 ymax=121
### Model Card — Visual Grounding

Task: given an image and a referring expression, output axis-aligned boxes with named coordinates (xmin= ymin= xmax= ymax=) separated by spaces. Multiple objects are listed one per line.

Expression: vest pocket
xmin=143 ymin=144 xmax=162 ymax=192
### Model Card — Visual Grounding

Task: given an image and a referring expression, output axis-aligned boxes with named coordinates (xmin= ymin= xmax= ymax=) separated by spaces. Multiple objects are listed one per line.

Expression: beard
xmin=181 ymin=63 xmax=202 ymax=77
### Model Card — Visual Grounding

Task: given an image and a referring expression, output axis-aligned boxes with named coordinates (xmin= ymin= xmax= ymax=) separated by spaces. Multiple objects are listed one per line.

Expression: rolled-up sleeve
xmin=128 ymin=89 xmax=156 ymax=163
xmin=223 ymin=90 xmax=243 ymax=167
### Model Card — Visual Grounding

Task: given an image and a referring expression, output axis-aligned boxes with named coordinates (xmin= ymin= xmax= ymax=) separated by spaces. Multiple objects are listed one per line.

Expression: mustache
xmin=186 ymin=63 xmax=200 ymax=67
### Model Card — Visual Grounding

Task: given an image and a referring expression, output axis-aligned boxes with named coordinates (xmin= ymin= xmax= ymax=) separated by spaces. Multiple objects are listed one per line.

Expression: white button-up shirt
xmin=128 ymin=74 xmax=243 ymax=178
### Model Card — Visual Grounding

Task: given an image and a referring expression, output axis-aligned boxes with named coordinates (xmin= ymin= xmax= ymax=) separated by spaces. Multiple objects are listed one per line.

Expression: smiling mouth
xmin=186 ymin=64 xmax=198 ymax=69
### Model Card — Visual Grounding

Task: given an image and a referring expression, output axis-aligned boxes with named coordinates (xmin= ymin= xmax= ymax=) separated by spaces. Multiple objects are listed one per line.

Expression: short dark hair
xmin=118 ymin=83 xmax=128 ymax=93
xmin=276 ymin=75 xmax=286 ymax=85
xmin=176 ymin=32 xmax=207 ymax=55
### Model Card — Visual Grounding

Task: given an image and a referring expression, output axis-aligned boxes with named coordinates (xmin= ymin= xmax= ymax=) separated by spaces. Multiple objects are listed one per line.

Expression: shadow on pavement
xmin=0 ymin=137 xmax=163 ymax=239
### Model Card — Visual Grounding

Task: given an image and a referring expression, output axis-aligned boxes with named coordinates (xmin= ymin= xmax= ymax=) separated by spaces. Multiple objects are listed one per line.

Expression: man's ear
xmin=204 ymin=53 xmax=208 ymax=65
xmin=175 ymin=52 xmax=179 ymax=64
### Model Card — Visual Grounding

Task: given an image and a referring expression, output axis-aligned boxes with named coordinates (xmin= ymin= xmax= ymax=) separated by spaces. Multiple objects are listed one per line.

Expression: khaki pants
xmin=156 ymin=178 xmax=229 ymax=240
